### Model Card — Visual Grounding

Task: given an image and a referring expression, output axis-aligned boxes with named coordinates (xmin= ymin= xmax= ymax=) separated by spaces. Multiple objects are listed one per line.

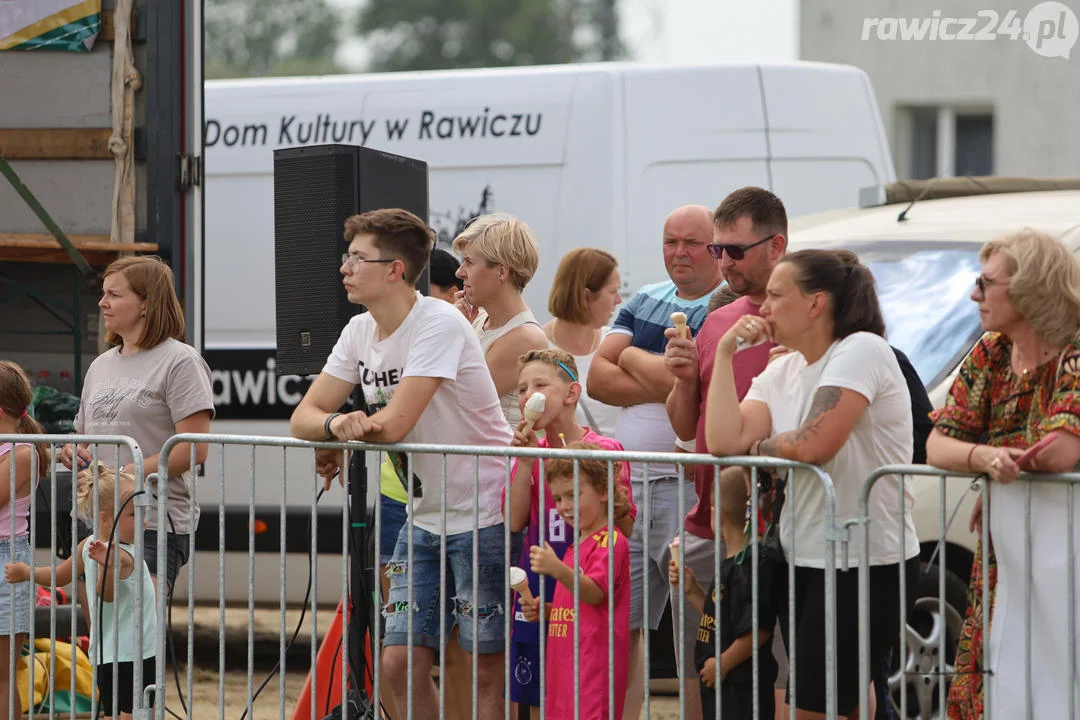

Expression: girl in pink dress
xmin=521 ymin=443 xmax=631 ymax=720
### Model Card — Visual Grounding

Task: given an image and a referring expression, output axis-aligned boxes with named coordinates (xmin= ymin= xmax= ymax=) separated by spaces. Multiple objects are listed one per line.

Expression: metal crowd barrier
xmin=9 ymin=430 xmax=927 ymax=720
xmin=857 ymin=465 xmax=1080 ymax=720
xmin=0 ymin=433 xmax=159 ymax=720
xmin=156 ymin=433 xmax=843 ymax=720
xmin=158 ymin=432 xmax=350 ymax=720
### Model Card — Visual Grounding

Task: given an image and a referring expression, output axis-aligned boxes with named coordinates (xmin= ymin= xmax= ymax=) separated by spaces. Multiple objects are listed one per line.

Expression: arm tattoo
xmin=757 ymin=437 xmax=778 ymax=457
xmin=796 ymin=387 xmax=844 ymax=441
xmin=756 ymin=387 xmax=845 ymax=460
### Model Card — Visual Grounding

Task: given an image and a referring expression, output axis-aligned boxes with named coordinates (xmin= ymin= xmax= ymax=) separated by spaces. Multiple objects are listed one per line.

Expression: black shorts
xmin=143 ymin=529 xmax=191 ymax=589
xmin=776 ymin=557 xmax=919 ymax=715
xmin=97 ymin=656 xmax=156 ymax=714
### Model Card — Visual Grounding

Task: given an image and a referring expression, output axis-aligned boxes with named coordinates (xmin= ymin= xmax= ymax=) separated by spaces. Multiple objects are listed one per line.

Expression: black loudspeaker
xmin=273 ymin=144 xmax=429 ymax=376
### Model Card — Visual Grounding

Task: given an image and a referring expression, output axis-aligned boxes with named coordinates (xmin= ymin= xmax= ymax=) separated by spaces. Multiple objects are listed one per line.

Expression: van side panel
xmin=759 ymin=64 xmax=898 ymax=217
xmin=621 ymin=67 xmax=769 ymax=291
xmin=536 ymin=70 xmax=621 ymax=313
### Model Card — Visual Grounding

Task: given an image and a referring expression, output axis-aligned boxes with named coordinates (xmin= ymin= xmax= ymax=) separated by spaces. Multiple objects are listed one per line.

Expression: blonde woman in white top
xmin=453 ymin=213 xmax=548 ymax=428
xmin=450 ymin=213 xmax=548 ymax=718
xmin=544 ymin=247 xmax=624 ymax=437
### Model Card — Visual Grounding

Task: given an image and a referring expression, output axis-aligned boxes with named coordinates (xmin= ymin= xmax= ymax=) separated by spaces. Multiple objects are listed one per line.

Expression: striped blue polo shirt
xmin=609 ymin=280 xmax=714 ymax=481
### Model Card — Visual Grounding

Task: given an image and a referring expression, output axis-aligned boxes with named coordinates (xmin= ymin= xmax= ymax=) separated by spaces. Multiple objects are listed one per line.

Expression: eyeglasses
xmin=341 ymin=253 xmax=395 ymax=268
xmin=707 ymin=234 xmax=775 ymax=260
xmin=974 ymin=274 xmax=1006 ymax=294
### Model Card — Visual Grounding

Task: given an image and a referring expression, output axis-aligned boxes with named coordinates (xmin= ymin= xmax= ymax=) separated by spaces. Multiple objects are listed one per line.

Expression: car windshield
xmin=841 ymin=242 xmax=983 ymax=389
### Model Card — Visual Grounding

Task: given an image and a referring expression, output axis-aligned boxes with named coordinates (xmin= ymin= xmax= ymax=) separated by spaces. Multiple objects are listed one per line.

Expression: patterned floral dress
xmin=931 ymin=331 xmax=1080 ymax=720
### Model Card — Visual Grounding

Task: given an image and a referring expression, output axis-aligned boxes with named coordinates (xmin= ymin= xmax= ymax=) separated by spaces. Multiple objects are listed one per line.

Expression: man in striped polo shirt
xmin=587 ymin=204 xmax=724 ymax=720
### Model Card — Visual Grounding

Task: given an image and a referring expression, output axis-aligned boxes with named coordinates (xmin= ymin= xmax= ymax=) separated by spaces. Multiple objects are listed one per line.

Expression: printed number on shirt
xmin=548 ymin=509 xmax=567 ymax=544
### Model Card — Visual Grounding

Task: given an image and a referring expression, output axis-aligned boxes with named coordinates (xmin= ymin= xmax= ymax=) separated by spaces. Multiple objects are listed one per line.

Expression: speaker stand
xmin=344 ymin=386 xmax=375 ymax=718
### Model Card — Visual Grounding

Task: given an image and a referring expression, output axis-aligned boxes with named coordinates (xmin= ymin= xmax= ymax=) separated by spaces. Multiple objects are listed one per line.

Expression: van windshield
xmin=840 ymin=243 xmax=983 ymax=389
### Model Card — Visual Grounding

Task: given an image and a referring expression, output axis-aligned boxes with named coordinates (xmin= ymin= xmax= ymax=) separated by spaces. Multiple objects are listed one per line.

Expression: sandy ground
xmin=174 ymin=665 xmax=309 ymax=719
xmin=172 ymin=667 xmax=683 ymax=719
xmin=172 ymin=666 xmax=684 ymax=719
xmin=166 ymin=605 xmax=685 ymax=719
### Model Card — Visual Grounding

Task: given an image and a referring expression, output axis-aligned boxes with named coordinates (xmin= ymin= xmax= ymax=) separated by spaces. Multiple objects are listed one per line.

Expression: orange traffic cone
xmin=291 ymin=599 xmax=373 ymax=720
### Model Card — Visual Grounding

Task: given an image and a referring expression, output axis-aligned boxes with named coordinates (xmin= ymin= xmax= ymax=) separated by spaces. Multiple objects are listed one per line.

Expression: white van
xmin=184 ymin=61 xmax=896 ymax=603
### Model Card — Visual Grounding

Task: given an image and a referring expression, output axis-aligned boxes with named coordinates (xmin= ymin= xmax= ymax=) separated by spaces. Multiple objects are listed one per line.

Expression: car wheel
xmin=888 ymin=564 xmax=968 ymax=720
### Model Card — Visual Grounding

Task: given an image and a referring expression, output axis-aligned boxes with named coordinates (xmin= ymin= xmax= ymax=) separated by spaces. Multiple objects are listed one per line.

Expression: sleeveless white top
xmin=83 ymin=536 xmax=158 ymax=662
xmin=473 ymin=309 xmax=543 ymax=428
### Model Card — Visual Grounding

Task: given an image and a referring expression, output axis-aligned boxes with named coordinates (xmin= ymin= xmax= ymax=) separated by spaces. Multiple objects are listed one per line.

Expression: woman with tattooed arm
xmin=703 ymin=249 xmax=919 ymax=720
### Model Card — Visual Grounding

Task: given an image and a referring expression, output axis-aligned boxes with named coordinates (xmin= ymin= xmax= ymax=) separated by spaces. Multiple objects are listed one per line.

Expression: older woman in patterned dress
xmin=927 ymin=228 xmax=1080 ymax=719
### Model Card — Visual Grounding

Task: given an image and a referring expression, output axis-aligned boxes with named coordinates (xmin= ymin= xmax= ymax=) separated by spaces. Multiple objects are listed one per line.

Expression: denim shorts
xmin=0 ymin=536 xmax=33 ymax=634
xmin=143 ymin=530 xmax=190 ymax=590
xmin=378 ymin=497 xmax=408 ymax=566
xmin=383 ymin=523 xmax=506 ymax=654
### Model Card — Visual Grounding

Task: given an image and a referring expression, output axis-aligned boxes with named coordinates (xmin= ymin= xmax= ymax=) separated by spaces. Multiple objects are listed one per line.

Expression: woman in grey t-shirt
xmin=61 ymin=256 xmax=214 ymax=589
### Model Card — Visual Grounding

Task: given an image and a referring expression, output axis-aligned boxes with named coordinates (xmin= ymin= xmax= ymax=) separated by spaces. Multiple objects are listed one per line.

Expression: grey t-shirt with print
xmin=75 ymin=338 xmax=215 ymax=533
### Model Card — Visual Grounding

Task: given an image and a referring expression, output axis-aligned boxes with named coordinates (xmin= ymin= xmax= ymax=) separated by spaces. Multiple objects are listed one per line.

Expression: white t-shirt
xmin=744 ymin=332 xmax=919 ymax=569
xmin=323 ymin=294 xmax=512 ymax=535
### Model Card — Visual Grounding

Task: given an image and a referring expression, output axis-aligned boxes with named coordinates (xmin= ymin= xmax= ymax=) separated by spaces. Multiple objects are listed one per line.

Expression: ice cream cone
xmin=522 ymin=391 xmax=546 ymax=435
xmin=671 ymin=311 xmax=688 ymax=339
xmin=669 ymin=536 xmax=681 ymax=568
xmin=510 ymin=566 xmax=534 ymax=604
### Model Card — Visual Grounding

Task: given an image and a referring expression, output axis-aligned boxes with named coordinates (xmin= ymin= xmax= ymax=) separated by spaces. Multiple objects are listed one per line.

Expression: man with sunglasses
xmin=587 ymin=203 xmax=724 ymax=720
xmin=663 ymin=186 xmax=788 ymax=720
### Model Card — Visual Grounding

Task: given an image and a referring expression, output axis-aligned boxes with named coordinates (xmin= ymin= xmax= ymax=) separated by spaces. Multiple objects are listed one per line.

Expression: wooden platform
xmin=0 ymin=233 xmax=158 ymax=265
xmin=0 ymin=128 xmax=114 ymax=160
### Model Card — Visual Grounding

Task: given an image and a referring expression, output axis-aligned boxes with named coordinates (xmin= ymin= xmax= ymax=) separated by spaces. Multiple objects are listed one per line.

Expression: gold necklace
xmin=1014 ymin=345 xmax=1057 ymax=376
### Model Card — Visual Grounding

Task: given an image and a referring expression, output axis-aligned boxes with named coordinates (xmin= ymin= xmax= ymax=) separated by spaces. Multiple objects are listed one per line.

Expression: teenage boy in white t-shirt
xmin=290 ymin=208 xmax=512 ymax=720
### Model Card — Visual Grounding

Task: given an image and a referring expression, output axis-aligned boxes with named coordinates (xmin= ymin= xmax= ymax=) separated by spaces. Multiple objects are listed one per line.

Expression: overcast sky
xmin=332 ymin=0 xmax=800 ymax=70
xmin=621 ymin=0 xmax=799 ymax=64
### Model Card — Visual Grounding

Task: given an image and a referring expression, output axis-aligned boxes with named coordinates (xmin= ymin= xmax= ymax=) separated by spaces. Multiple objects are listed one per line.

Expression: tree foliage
xmin=357 ymin=0 xmax=623 ymax=72
xmin=205 ymin=0 xmax=344 ymax=79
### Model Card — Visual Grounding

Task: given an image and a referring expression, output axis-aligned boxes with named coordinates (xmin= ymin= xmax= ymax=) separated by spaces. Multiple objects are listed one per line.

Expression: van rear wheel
xmin=887 ymin=562 xmax=968 ymax=720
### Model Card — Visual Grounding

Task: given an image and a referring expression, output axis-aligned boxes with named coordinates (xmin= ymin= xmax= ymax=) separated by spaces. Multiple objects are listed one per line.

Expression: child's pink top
xmin=544 ymin=525 xmax=630 ymax=719
xmin=0 ymin=443 xmax=37 ymax=538
xmin=506 ymin=430 xmax=636 ymax=646
xmin=527 ymin=430 xmax=635 ymax=527
xmin=505 ymin=429 xmax=637 ymax=535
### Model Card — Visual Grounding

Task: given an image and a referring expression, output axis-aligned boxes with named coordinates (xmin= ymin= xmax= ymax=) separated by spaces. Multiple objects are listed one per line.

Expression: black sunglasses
xmin=707 ymin=234 xmax=775 ymax=260
xmin=975 ymin=274 xmax=1005 ymax=294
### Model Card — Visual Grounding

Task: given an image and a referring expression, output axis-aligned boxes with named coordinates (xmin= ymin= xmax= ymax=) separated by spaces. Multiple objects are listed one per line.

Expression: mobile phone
xmin=1018 ymin=434 xmax=1058 ymax=466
